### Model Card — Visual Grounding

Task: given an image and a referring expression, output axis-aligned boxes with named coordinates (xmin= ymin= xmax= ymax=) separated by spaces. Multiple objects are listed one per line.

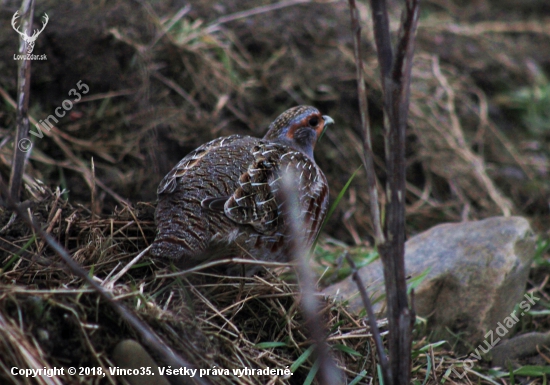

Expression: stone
xmin=324 ymin=217 xmax=536 ymax=351
xmin=491 ymin=331 xmax=550 ymax=367
xmin=112 ymin=340 xmax=170 ymax=385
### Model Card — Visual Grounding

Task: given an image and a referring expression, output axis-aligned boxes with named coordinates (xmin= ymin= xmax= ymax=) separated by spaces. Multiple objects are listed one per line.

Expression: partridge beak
xmin=323 ymin=115 xmax=334 ymax=126
xmin=317 ymin=115 xmax=334 ymax=141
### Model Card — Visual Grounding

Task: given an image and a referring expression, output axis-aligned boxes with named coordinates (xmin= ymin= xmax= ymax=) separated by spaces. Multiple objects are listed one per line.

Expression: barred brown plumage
xmin=150 ymin=106 xmax=333 ymax=274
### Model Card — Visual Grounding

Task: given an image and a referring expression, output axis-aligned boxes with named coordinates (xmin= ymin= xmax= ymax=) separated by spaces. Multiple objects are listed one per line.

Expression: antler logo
xmin=11 ymin=11 xmax=49 ymax=54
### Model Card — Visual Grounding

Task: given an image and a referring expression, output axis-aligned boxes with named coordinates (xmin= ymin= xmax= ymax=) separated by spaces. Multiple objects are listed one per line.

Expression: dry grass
xmin=0 ymin=191 xmax=371 ymax=384
xmin=2 ymin=190 xmax=542 ymax=384
xmin=0 ymin=0 xmax=549 ymax=383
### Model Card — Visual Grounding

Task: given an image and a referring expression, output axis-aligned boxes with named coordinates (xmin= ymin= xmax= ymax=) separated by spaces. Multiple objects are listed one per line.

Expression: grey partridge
xmin=150 ymin=106 xmax=333 ymax=273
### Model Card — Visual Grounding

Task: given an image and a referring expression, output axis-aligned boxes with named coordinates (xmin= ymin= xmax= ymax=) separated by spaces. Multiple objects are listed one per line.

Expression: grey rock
xmin=324 ymin=217 xmax=536 ymax=351
xmin=112 ymin=340 xmax=171 ymax=385
xmin=492 ymin=331 xmax=550 ymax=368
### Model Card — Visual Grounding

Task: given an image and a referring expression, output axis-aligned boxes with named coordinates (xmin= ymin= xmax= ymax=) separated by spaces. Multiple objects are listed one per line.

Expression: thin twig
xmin=8 ymin=0 xmax=35 ymax=202
xmin=155 ymin=258 xmax=294 ymax=279
xmin=147 ymin=4 xmax=192 ymax=48
xmin=151 ymin=71 xmax=202 ymax=112
xmin=104 ymin=245 xmax=152 ymax=289
xmin=347 ymin=0 xmax=384 ymax=244
xmin=205 ymin=0 xmax=315 ymax=34
xmin=91 ymin=157 xmax=96 ymax=219
xmin=345 ymin=253 xmax=390 ymax=383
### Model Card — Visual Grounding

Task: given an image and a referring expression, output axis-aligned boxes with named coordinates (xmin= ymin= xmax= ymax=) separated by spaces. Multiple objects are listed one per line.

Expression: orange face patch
xmin=285 ymin=113 xmax=323 ymax=140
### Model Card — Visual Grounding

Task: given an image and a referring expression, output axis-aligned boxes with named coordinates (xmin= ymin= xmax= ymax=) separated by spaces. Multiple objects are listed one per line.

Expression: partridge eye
xmin=308 ymin=117 xmax=319 ymax=127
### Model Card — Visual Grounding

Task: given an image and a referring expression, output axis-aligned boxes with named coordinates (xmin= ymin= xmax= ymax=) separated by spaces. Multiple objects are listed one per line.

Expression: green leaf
xmin=527 ymin=309 xmax=550 ymax=316
xmin=419 ymin=340 xmax=447 ymax=351
xmin=509 ymin=363 xmax=516 ymax=385
xmin=329 ymin=320 xmax=345 ymax=333
xmin=465 ymin=369 xmax=501 ymax=385
xmin=512 ymin=366 xmax=550 ymax=376
xmin=349 ymin=370 xmax=367 ymax=385
xmin=421 ymin=354 xmax=431 ymax=385
xmin=412 ymin=340 xmax=447 ymax=358
xmin=377 ymin=364 xmax=385 ymax=385
xmin=492 ymin=366 xmax=550 ymax=378
xmin=58 ymin=167 xmax=69 ymax=200
xmin=303 ymin=359 xmax=320 ymax=385
xmin=255 ymin=342 xmax=287 ymax=349
xmin=290 ymin=345 xmax=315 ymax=373
xmin=407 ymin=267 xmax=431 ymax=294
xmin=2 ymin=235 xmax=35 ymax=271
xmin=332 ymin=343 xmax=362 ymax=357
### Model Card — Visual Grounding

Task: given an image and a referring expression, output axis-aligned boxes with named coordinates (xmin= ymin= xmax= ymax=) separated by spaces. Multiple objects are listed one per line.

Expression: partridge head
xmin=150 ymin=106 xmax=333 ymax=274
xmin=263 ymin=105 xmax=333 ymax=158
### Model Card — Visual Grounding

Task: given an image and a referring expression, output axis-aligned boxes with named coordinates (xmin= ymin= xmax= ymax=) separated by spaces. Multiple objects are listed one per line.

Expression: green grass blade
xmin=407 ymin=267 xmax=432 ymax=295
xmin=303 ymin=359 xmax=320 ymax=385
xmin=377 ymin=364 xmax=384 ymax=385
xmin=421 ymin=354 xmax=431 ymax=385
xmin=349 ymin=370 xmax=367 ymax=385
xmin=512 ymin=366 xmax=550 ymax=376
xmin=313 ymin=165 xmax=362 ymax=248
xmin=2 ymin=236 xmax=36 ymax=272
xmin=332 ymin=343 xmax=362 ymax=357
xmin=290 ymin=344 xmax=315 ymax=373
xmin=255 ymin=342 xmax=287 ymax=349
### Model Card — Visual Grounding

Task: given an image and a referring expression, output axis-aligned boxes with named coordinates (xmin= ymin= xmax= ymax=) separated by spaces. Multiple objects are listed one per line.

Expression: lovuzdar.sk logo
xmin=12 ymin=10 xmax=48 ymax=60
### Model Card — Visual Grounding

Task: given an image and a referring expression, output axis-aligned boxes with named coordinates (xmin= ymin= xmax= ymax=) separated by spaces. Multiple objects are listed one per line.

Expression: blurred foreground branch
xmin=281 ymin=171 xmax=343 ymax=385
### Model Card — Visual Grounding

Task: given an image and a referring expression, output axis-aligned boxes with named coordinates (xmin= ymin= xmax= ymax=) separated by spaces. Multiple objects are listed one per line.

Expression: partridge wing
xmin=223 ymin=143 xmax=283 ymax=235
xmin=157 ymin=135 xmax=244 ymax=195
xmin=278 ymin=151 xmax=329 ymax=245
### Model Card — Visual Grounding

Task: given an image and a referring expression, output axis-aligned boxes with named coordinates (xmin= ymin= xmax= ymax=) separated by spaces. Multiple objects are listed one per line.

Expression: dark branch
xmin=8 ymin=0 xmax=35 ymax=202
xmin=369 ymin=0 xmax=393 ymax=82
xmin=348 ymin=0 xmax=421 ymax=383
xmin=394 ymin=0 xmax=420 ymax=130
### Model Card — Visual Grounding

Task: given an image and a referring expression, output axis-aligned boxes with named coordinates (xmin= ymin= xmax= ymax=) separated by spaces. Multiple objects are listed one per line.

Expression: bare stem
xmin=347 ymin=0 xmax=384 ymax=244
xmin=345 ymin=253 xmax=390 ymax=384
xmin=8 ymin=0 xmax=35 ymax=202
